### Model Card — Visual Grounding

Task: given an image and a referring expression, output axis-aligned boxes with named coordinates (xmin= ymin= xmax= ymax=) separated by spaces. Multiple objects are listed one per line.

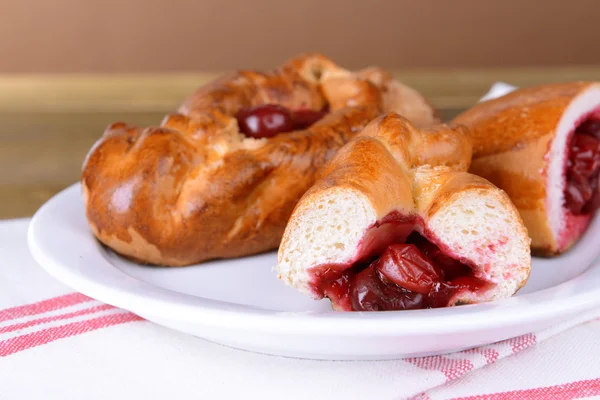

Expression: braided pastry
xmin=453 ymin=82 xmax=600 ymax=255
xmin=277 ymin=113 xmax=530 ymax=311
xmin=82 ymin=54 xmax=437 ymax=266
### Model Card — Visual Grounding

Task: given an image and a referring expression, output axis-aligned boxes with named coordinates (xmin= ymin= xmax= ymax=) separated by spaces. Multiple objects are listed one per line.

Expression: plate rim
xmin=28 ymin=183 xmax=600 ymax=337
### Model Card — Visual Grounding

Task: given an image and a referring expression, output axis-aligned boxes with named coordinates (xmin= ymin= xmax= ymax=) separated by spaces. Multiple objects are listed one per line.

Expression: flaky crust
xmin=452 ymin=82 xmax=598 ymax=254
xmin=82 ymin=54 xmax=437 ymax=266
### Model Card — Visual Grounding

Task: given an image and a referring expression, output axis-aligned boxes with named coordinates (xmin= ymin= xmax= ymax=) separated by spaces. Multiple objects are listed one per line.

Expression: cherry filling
xmin=564 ymin=116 xmax=600 ymax=214
xmin=235 ymin=104 xmax=329 ymax=138
xmin=319 ymin=232 xmax=486 ymax=312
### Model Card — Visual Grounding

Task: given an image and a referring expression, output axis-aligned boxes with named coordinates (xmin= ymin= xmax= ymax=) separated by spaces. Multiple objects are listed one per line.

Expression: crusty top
xmin=298 ymin=113 xmax=474 ymax=221
xmin=453 ymin=82 xmax=592 ymax=157
xmin=82 ymin=54 xmax=437 ymax=266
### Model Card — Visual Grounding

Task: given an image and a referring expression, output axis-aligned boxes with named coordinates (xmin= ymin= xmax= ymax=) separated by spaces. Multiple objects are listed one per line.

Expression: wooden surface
xmin=2 ymin=67 xmax=600 ymax=218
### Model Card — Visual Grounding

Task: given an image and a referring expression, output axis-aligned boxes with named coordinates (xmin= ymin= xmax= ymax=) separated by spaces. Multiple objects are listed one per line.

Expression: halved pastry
xmin=453 ymin=82 xmax=600 ymax=255
xmin=277 ymin=113 xmax=531 ymax=311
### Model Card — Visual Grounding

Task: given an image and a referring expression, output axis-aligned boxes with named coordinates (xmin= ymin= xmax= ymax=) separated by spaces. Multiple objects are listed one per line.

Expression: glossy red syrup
xmin=235 ymin=104 xmax=328 ymax=138
xmin=320 ymin=232 xmax=486 ymax=312
xmin=565 ymin=117 xmax=600 ymax=214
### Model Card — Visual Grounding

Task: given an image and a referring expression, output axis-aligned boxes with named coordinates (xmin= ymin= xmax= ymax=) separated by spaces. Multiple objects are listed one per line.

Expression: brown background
xmin=1 ymin=0 xmax=599 ymax=73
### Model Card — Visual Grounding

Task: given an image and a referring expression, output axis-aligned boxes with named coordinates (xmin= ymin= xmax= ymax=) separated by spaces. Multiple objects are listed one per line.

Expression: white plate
xmin=28 ymin=184 xmax=600 ymax=360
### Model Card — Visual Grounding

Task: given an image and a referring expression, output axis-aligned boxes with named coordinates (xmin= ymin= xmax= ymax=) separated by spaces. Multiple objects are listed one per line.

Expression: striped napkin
xmin=2 ymin=218 xmax=600 ymax=399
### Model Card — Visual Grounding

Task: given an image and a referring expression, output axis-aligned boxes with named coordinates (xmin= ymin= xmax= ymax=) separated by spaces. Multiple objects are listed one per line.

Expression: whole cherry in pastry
xmin=334 ymin=239 xmax=485 ymax=311
xmin=453 ymin=82 xmax=600 ymax=255
xmin=565 ymin=125 xmax=600 ymax=214
xmin=82 ymin=54 xmax=439 ymax=266
xmin=235 ymin=105 xmax=294 ymax=138
xmin=277 ymin=113 xmax=531 ymax=311
xmin=235 ymin=104 xmax=329 ymax=138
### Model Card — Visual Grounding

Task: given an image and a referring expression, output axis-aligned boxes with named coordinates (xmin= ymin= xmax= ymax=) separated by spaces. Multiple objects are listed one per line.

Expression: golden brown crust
xmin=453 ymin=82 xmax=590 ymax=156
xmin=468 ymin=135 xmax=555 ymax=252
xmin=357 ymin=67 xmax=440 ymax=128
xmin=414 ymin=170 xmax=492 ymax=218
xmin=82 ymin=54 xmax=436 ymax=266
xmin=452 ymin=82 xmax=597 ymax=254
xmin=359 ymin=115 xmax=472 ymax=172
xmin=296 ymin=113 xmax=473 ymax=220
xmin=179 ymin=54 xmax=332 ymax=117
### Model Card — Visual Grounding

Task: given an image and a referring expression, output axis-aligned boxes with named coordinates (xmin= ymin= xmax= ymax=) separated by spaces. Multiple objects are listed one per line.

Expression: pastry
xmin=82 ymin=54 xmax=438 ymax=266
xmin=277 ymin=113 xmax=531 ymax=311
xmin=453 ymin=82 xmax=600 ymax=255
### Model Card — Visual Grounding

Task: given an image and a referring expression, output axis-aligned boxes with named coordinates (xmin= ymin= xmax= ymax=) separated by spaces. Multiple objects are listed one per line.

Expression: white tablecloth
xmin=1 ymin=218 xmax=599 ymax=400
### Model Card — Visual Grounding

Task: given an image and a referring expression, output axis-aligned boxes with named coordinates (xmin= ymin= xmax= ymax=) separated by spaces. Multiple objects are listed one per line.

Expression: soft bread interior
xmin=425 ymin=185 xmax=531 ymax=304
xmin=277 ymin=113 xmax=531 ymax=310
xmin=278 ymin=171 xmax=531 ymax=308
xmin=277 ymin=188 xmax=377 ymax=297
xmin=277 ymin=178 xmax=531 ymax=305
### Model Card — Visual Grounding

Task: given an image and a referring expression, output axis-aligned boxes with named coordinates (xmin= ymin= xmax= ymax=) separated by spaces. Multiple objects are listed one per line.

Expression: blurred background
xmin=2 ymin=0 xmax=600 ymax=218
xmin=2 ymin=0 xmax=600 ymax=72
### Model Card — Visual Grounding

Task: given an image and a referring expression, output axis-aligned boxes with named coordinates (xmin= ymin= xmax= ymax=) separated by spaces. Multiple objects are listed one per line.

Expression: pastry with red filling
xmin=453 ymin=82 xmax=600 ymax=255
xmin=277 ymin=113 xmax=531 ymax=311
xmin=82 ymin=54 xmax=437 ymax=266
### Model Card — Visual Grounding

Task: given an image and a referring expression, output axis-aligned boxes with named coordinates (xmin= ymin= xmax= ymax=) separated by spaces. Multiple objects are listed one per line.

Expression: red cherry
xmin=569 ymin=134 xmax=600 ymax=179
xmin=428 ymin=277 xmax=487 ymax=308
xmin=582 ymin=175 xmax=600 ymax=214
xmin=406 ymin=234 xmax=470 ymax=280
xmin=346 ymin=240 xmax=482 ymax=311
xmin=576 ymin=119 xmax=600 ymax=140
xmin=349 ymin=266 xmax=426 ymax=311
xmin=292 ymin=108 xmax=329 ymax=130
xmin=565 ymin=179 xmax=591 ymax=214
xmin=565 ymin=130 xmax=600 ymax=214
xmin=235 ymin=105 xmax=294 ymax=138
xmin=321 ymin=273 xmax=351 ymax=309
xmin=321 ymin=233 xmax=485 ymax=311
xmin=373 ymin=244 xmax=442 ymax=294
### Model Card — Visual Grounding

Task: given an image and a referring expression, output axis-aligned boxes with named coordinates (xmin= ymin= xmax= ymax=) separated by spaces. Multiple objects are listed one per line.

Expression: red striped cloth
xmin=2 ymin=218 xmax=599 ymax=400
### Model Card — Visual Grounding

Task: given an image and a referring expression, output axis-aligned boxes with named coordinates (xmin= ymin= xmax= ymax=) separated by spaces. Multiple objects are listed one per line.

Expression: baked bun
xmin=277 ymin=113 xmax=530 ymax=311
xmin=453 ymin=82 xmax=600 ymax=255
xmin=82 ymin=54 xmax=438 ymax=266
